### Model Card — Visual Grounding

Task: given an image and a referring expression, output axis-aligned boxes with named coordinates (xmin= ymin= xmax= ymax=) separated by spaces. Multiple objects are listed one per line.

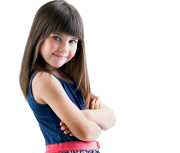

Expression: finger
xmin=94 ymin=98 xmax=100 ymax=109
xmin=70 ymin=133 xmax=74 ymax=136
xmin=64 ymin=129 xmax=71 ymax=134
xmin=60 ymin=121 xmax=65 ymax=126
xmin=90 ymin=99 xmax=96 ymax=109
xmin=99 ymin=102 xmax=104 ymax=108
xmin=61 ymin=124 xmax=68 ymax=130
xmin=98 ymin=98 xmax=104 ymax=108
xmin=91 ymin=99 xmax=96 ymax=109
xmin=96 ymin=97 xmax=104 ymax=109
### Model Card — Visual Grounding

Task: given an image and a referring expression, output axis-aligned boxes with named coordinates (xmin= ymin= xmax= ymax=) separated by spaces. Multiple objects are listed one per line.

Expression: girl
xmin=19 ymin=0 xmax=116 ymax=153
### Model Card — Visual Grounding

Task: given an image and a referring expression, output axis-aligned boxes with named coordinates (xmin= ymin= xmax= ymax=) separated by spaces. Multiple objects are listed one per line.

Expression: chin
xmin=54 ymin=63 xmax=66 ymax=68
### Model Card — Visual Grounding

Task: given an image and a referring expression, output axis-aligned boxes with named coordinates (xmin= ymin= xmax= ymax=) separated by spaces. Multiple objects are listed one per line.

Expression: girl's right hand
xmin=60 ymin=121 xmax=74 ymax=136
xmin=90 ymin=97 xmax=104 ymax=109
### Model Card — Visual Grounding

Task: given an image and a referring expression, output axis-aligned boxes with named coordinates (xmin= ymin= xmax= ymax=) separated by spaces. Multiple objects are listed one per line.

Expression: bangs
xmin=44 ymin=2 xmax=83 ymax=40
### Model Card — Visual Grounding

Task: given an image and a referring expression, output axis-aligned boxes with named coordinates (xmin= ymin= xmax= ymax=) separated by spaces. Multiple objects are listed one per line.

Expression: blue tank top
xmin=27 ymin=69 xmax=87 ymax=146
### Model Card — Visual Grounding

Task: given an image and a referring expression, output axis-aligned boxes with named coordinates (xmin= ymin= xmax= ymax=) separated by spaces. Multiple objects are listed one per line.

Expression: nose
xmin=59 ymin=41 xmax=69 ymax=53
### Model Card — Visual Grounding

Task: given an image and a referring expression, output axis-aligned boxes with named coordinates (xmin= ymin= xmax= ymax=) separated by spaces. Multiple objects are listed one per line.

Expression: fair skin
xmin=61 ymin=98 xmax=116 ymax=136
xmin=60 ymin=98 xmax=104 ymax=136
xmin=32 ymin=33 xmax=116 ymax=141
xmin=40 ymin=33 xmax=78 ymax=74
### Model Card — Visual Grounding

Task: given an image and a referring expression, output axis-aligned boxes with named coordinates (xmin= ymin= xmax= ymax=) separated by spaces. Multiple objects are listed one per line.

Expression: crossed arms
xmin=32 ymin=71 xmax=116 ymax=141
xmin=61 ymin=98 xmax=116 ymax=137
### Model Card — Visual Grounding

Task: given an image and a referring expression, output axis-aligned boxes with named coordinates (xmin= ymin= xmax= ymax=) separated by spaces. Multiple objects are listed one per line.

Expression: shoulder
xmin=32 ymin=71 xmax=57 ymax=87
xmin=32 ymin=70 xmax=51 ymax=81
xmin=31 ymin=71 xmax=62 ymax=104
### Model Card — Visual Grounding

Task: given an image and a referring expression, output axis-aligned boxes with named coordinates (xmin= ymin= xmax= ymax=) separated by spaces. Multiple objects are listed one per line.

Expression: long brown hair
xmin=19 ymin=0 xmax=97 ymax=108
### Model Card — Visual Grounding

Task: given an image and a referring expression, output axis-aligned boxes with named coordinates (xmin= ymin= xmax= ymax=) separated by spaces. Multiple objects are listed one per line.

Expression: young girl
xmin=19 ymin=0 xmax=116 ymax=152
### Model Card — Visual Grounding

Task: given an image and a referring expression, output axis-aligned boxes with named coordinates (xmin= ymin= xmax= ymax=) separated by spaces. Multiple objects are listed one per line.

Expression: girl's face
xmin=40 ymin=33 xmax=78 ymax=71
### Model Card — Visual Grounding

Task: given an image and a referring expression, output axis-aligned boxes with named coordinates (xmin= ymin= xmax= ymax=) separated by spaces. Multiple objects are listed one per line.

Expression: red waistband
xmin=45 ymin=141 xmax=100 ymax=153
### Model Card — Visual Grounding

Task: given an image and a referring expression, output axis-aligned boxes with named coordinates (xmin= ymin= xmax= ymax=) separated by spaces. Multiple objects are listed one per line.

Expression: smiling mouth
xmin=53 ymin=53 xmax=68 ymax=58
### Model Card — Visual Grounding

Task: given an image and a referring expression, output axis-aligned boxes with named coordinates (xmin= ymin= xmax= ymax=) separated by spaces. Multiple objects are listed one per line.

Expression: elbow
xmin=103 ymin=112 xmax=116 ymax=131
xmin=73 ymin=126 xmax=92 ymax=141
xmin=110 ymin=112 xmax=116 ymax=129
xmin=83 ymin=128 xmax=102 ymax=141
xmin=79 ymin=123 xmax=102 ymax=141
xmin=112 ymin=113 xmax=116 ymax=127
xmin=110 ymin=110 xmax=116 ymax=128
xmin=81 ymin=133 xmax=93 ymax=141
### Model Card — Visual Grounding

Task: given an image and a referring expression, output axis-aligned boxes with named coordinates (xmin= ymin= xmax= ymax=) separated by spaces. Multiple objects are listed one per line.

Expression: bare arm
xmin=82 ymin=98 xmax=116 ymax=131
xmin=61 ymin=98 xmax=116 ymax=136
xmin=33 ymin=72 xmax=101 ymax=141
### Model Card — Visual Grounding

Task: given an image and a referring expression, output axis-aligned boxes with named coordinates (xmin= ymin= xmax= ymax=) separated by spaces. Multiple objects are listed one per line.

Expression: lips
xmin=53 ymin=53 xmax=68 ymax=58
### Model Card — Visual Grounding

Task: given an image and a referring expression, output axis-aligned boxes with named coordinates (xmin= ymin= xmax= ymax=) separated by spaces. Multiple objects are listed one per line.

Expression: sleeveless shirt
xmin=27 ymin=69 xmax=87 ymax=146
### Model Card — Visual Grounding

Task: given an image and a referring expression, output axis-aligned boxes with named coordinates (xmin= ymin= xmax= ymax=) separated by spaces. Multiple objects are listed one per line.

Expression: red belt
xmin=46 ymin=141 xmax=100 ymax=153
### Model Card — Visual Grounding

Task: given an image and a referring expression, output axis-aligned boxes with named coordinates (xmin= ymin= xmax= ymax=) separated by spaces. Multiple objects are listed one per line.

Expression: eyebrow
xmin=70 ymin=37 xmax=78 ymax=40
xmin=52 ymin=33 xmax=78 ymax=40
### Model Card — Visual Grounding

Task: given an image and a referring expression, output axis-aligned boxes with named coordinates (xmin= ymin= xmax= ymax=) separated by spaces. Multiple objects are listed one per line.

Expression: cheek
xmin=40 ymin=40 xmax=54 ymax=55
xmin=40 ymin=40 xmax=48 ymax=53
xmin=67 ymin=48 xmax=77 ymax=61
xmin=70 ymin=48 xmax=77 ymax=58
xmin=72 ymin=45 xmax=78 ymax=55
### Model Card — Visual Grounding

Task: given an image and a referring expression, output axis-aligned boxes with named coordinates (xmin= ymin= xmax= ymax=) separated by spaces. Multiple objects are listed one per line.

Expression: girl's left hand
xmin=90 ymin=97 xmax=104 ymax=109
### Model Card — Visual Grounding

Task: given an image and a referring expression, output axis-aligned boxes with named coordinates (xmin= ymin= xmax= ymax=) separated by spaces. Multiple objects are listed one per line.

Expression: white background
xmin=0 ymin=0 xmax=180 ymax=152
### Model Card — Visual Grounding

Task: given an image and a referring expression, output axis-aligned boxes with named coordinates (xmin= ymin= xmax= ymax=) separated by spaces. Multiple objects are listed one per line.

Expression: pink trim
xmin=45 ymin=141 xmax=100 ymax=153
